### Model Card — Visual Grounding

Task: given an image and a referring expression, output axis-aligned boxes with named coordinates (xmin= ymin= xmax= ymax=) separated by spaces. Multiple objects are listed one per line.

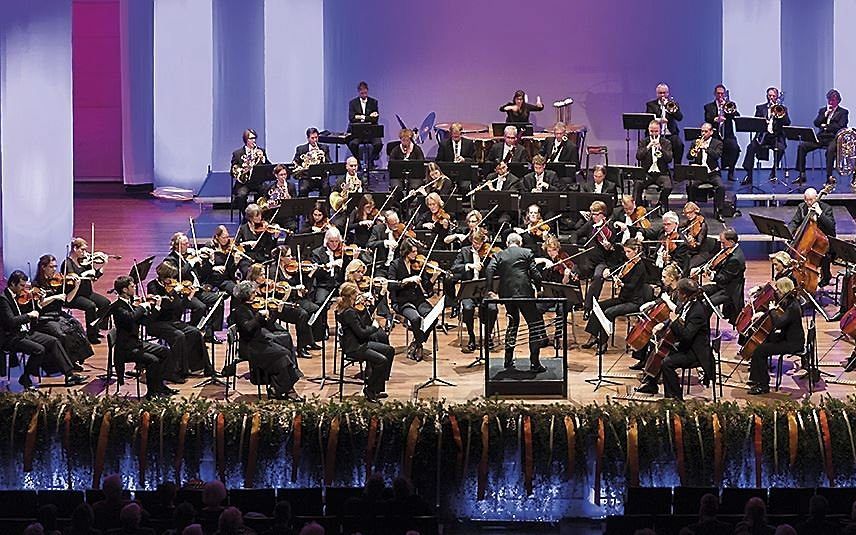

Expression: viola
xmin=391 ymin=223 xmax=416 ymax=241
xmin=165 ymin=279 xmax=197 ymax=297
xmin=80 ymin=251 xmax=121 ymax=267
xmin=593 ymin=221 xmax=614 ymax=250
xmin=47 ymin=273 xmax=80 ymax=288
xmin=627 ymin=299 xmax=672 ymax=351
xmin=683 ymin=216 xmax=704 ymax=249
xmin=410 ymin=254 xmax=447 ymax=276
xmin=16 ymin=287 xmax=44 ymax=306
xmin=476 ymin=242 xmax=501 ymax=259
xmin=530 ymin=219 xmax=551 ymax=237
xmin=734 ymin=283 xmax=775 ymax=333
xmin=550 ymin=251 xmax=576 ymax=277
xmin=632 ymin=206 xmax=652 ymax=229
xmin=252 ymin=220 xmax=288 ymax=235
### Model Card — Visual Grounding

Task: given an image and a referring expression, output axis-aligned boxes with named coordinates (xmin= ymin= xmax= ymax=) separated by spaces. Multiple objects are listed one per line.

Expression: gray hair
xmin=232 ymin=281 xmax=256 ymax=302
xmin=662 ymin=211 xmax=679 ymax=225
xmin=324 ymin=226 xmax=342 ymax=246
xmin=506 ymin=232 xmax=522 ymax=247
xmin=503 ymin=125 xmax=518 ymax=137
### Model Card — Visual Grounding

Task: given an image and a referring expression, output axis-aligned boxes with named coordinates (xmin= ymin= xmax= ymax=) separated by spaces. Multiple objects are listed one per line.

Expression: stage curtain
xmin=119 ymin=0 xmax=154 ymax=187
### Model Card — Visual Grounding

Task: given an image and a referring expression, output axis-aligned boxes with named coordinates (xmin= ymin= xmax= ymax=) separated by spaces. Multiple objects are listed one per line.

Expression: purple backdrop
xmin=324 ymin=0 xmax=722 ymax=161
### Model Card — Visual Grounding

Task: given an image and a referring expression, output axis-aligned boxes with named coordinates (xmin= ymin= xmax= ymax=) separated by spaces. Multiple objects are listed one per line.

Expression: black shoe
xmin=72 ymin=363 xmax=85 ymax=372
xmin=727 ymin=171 xmax=736 ymax=182
xmin=164 ymin=375 xmax=187 ymax=384
xmin=792 ymin=175 xmax=807 ymax=185
xmin=64 ymin=374 xmax=88 ymax=386
xmin=308 ymin=342 xmax=323 ymax=350
xmin=363 ymin=388 xmax=381 ymax=403
xmin=487 ymin=340 xmax=498 ymax=350
xmin=740 ymin=176 xmax=752 ymax=186
xmin=220 ymin=362 xmax=237 ymax=376
xmin=377 ymin=392 xmax=389 ymax=399
xmin=298 ymin=348 xmax=312 ymax=359
xmin=18 ymin=375 xmax=36 ymax=391
xmin=635 ymin=381 xmax=658 ymax=395
xmin=462 ymin=341 xmax=476 ymax=354
xmin=504 ymin=358 xmax=515 ymax=369
xmin=88 ymin=336 xmax=101 ymax=345
xmin=530 ymin=364 xmax=547 ymax=373
xmin=287 ymin=391 xmax=305 ymax=403
xmin=715 ymin=212 xmax=725 ymax=223
xmin=581 ymin=336 xmax=598 ymax=350
xmin=450 ymin=307 xmax=459 ymax=319
xmin=629 ymin=360 xmax=646 ymax=371
xmin=748 ymin=385 xmax=770 ymax=395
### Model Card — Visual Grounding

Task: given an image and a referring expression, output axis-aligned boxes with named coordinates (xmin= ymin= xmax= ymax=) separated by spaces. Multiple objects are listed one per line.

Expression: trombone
xmin=664 ymin=98 xmax=680 ymax=115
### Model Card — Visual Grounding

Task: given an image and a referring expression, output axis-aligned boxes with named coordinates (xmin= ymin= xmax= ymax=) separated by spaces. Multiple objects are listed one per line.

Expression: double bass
xmin=790 ymin=180 xmax=835 ymax=293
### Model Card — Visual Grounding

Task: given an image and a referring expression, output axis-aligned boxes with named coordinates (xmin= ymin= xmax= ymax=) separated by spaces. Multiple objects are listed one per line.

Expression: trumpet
xmin=688 ymin=137 xmax=706 ymax=159
xmin=648 ymin=137 xmax=663 ymax=159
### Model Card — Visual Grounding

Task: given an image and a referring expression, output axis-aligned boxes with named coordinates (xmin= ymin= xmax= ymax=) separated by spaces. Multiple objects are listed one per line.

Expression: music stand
xmin=784 ymin=126 xmax=819 ymax=145
xmin=388 ymin=160 xmax=428 ymax=190
xmin=584 ymin=298 xmax=624 ymax=390
xmin=288 ymin=232 xmax=325 ymax=260
xmin=444 ymin=194 xmax=464 ymax=216
xmin=546 ymin=163 xmax=579 ymax=178
xmin=606 ymin=165 xmax=646 ymax=196
xmin=478 ymin=162 xmax=530 ymax=179
xmin=684 ymin=128 xmax=702 ymax=142
xmin=564 ymin=192 xmax=615 ymax=216
xmin=521 ymin=192 xmax=564 ymax=218
xmin=472 ymin=191 xmax=520 ymax=212
xmin=268 ymin=198 xmax=321 ymax=219
xmin=194 ymin=292 xmax=228 ymax=388
xmin=307 ymin=162 xmax=346 ymax=182
xmin=307 ymin=288 xmax=338 ymax=387
xmin=830 ymin=236 xmax=856 ymax=266
xmin=541 ymin=282 xmax=583 ymax=348
xmin=128 ymin=256 xmax=155 ymax=285
xmin=492 ymin=122 xmax=533 ymax=137
xmin=415 ymin=297 xmax=456 ymax=393
xmin=735 ymin=117 xmax=771 ymax=193
xmin=348 ymin=123 xmax=384 ymax=140
xmin=458 ymin=277 xmax=492 ymax=367
xmin=436 ymin=162 xmax=478 ymax=183
xmin=673 ymin=164 xmax=710 ymax=184
xmin=243 ymin=164 xmax=276 ymax=190
xmin=622 ymin=113 xmax=656 ymax=164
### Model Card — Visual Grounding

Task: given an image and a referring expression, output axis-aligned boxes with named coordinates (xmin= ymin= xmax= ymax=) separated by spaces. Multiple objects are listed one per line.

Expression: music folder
xmin=348 ymin=123 xmax=384 ymax=140
xmin=684 ymin=128 xmax=702 ymax=141
xmin=734 ymin=116 xmax=768 ymax=133
xmin=622 ymin=113 xmax=656 ymax=131
xmin=673 ymin=164 xmax=710 ymax=183
xmin=492 ymin=122 xmax=534 ymax=137
xmin=784 ymin=126 xmax=819 ymax=144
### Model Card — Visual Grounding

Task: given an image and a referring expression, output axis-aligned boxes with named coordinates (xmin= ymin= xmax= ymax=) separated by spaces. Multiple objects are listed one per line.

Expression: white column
xmin=722 ymin=0 xmax=782 ymax=162
xmin=834 ymin=0 xmax=856 ymax=101
xmin=264 ymin=0 xmax=325 ymax=163
xmin=153 ymin=0 xmax=213 ymax=191
xmin=1 ymin=0 xmax=74 ymax=273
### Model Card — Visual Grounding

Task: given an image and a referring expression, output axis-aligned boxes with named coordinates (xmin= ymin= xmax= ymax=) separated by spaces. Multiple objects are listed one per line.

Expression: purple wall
xmin=72 ymin=0 xmax=122 ymax=181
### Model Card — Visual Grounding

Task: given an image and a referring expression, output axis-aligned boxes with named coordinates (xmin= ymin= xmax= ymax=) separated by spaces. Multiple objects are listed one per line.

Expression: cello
xmin=734 ymin=283 xmax=776 ymax=333
xmin=626 ymin=299 xmax=671 ymax=351
xmin=790 ymin=180 xmax=835 ymax=293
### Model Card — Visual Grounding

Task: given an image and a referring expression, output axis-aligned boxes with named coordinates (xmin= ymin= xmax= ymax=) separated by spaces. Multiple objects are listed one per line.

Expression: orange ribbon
xmin=215 ymin=413 xmax=225 ymax=481
xmin=174 ymin=412 xmax=189 ymax=481
xmin=523 ymin=415 xmax=534 ymax=496
xmin=627 ymin=418 xmax=639 ymax=487
xmin=564 ymin=416 xmax=576 ymax=480
xmin=673 ymin=413 xmax=685 ymax=485
xmin=788 ymin=412 xmax=798 ymax=467
xmin=403 ymin=416 xmax=422 ymax=481
xmin=712 ymin=414 xmax=723 ymax=486
xmin=324 ymin=416 xmax=341 ymax=487
xmin=819 ymin=409 xmax=835 ymax=486
xmin=23 ymin=405 xmax=40 ymax=473
xmin=291 ymin=414 xmax=302 ymax=483
xmin=92 ymin=412 xmax=112 ymax=489
xmin=478 ymin=415 xmax=489 ymax=501
xmin=63 ymin=409 xmax=72 ymax=484
xmin=449 ymin=415 xmax=464 ymax=480
xmin=753 ymin=415 xmax=763 ymax=488
xmin=595 ymin=417 xmax=604 ymax=506
xmin=139 ymin=411 xmax=150 ymax=485
xmin=365 ymin=416 xmax=379 ymax=477
xmin=244 ymin=412 xmax=261 ymax=488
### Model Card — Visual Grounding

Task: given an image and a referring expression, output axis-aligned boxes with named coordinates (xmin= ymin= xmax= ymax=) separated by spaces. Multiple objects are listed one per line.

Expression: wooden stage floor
xmin=13 ymin=184 xmax=856 ymax=406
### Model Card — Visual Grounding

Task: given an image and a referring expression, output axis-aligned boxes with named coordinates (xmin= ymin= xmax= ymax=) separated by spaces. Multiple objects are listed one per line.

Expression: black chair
xmin=276 ymin=488 xmax=323 ymax=517
xmin=223 ymin=325 xmax=270 ymax=399
xmin=38 ymin=489 xmax=85 ymax=518
xmin=625 ymin=487 xmax=671 ymax=515
xmin=325 ymin=487 xmax=363 ymax=517
xmin=719 ymin=487 xmax=768 ymax=515
xmin=768 ymin=487 xmax=813 ymax=515
xmin=333 ymin=325 xmax=365 ymax=401
xmin=107 ymin=328 xmax=141 ymax=399
xmin=85 ymin=489 xmax=105 ymax=505
xmin=229 ymin=488 xmax=277 ymax=517
xmin=0 ymin=490 xmax=38 ymax=519
xmin=673 ymin=486 xmax=719 ymax=515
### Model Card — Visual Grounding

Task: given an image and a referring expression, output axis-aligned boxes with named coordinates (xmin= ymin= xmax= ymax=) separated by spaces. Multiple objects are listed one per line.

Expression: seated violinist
xmin=746 ymin=277 xmax=805 ymax=394
xmin=309 ymin=227 xmax=349 ymax=309
xmin=348 ymin=194 xmax=380 ymax=248
xmin=146 ymin=262 xmax=210 ymax=382
xmin=235 ymin=203 xmax=282 ymax=268
xmin=206 ymin=225 xmax=242 ymax=297
xmin=680 ymin=202 xmax=710 ymax=268
xmin=534 ymin=235 xmax=579 ymax=349
xmin=303 ymin=200 xmax=331 ymax=234
xmin=335 ymin=282 xmax=394 ymax=403
xmin=578 ymin=200 xmax=623 ymax=317
xmin=366 ymin=210 xmax=404 ymax=275
xmin=269 ymin=245 xmax=324 ymax=357
xmin=515 ymin=204 xmax=550 ymax=254
xmin=244 ymin=263 xmax=300 ymax=357
xmin=451 ymin=228 xmax=498 ymax=353
xmin=418 ymin=192 xmax=453 ymax=243
xmin=622 ymin=210 xmax=688 ymax=275
xmin=388 ymin=239 xmax=440 ymax=360
xmin=344 ymin=258 xmax=393 ymax=329
xmin=62 ymin=237 xmax=111 ymax=344
xmin=229 ymin=281 xmax=303 ymax=401
xmin=582 ymin=239 xmax=647 ymax=350
xmin=609 ymin=195 xmax=648 ymax=245
xmin=445 ymin=209 xmax=484 ymax=248
xmin=695 ymin=229 xmax=745 ymax=324
xmin=629 ymin=263 xmax=681 ymax=371
xmin=166 ymin=232 xmax=225 ymax=343
xmin=636 ymin=278 xmax=713 ymax=400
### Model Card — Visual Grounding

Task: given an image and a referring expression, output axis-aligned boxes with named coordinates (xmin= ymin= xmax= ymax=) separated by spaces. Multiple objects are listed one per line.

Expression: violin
xmin=132 ymin=295 xmax=165 ymax=307
xmin=252 ymin=220 xmax=288 ymax=235
xmin=164 ymin=279 xmax=197 ymax=297
xmin=391 ymin=223 xmax=416 ymax=241
xmin=432 ymin=208 xmax=453 ymax=229
xmin=311 ymin=218 xmax=331 ymax=233
xmin=476 ymin=241 xmax=501 ymax=259
xmin=354 ymin=291 xmax=375 ymax=312
xmin=283 ymin=259 xmax=319 ymax=274
xmin=631 ymin=207 xmax=652 ymax=229
xmin=529 ymin=219 xmax=551 ymax=238
xmin=342 ymin=244 xmax=365 ymax=257
xmin=547 ymin=251 xmax=578 ymax=281
xmin=47 ymin=273 xmax=82 ymax=288
xmin=683 ymin=216 xmax=704 ymax=249
xmin=593 ymin=221 xmax=614 ymax=250
xmin=410 ymin=254 xmax=448 ymax=276
xmin=16 ymin=287 xmax=44 ymax=306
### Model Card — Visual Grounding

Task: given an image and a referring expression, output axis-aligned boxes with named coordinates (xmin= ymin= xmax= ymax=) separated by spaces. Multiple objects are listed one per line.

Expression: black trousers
xmin=796 ymin=138 xmax=836 ymax=177
xmin=461 ymin=298 xmax=497 ymax=342
xmin=146 ymin=321 xmax=209 ymax=378
xmin=538 ymin=301 xmax=569 ymax=344
xmin=233 ymin=183 xmax=262 ymax=218
xmin=584 ymin=298 xmax=640 ymax=340
xmin=667 ymin=134 xmax=684 ymax=165
xmin=584 ymin=262 xmax=610 ymax=312
xmin=348 ymin=138 xmax=383 ymax=162
xmin=689 ymin=172 xmax=725 ymax=212
xmin=749 ymin=339 xmax=803 ymax=387
xmin=503 ymin=301 xmax=545 ymax=366
xmin=661 ymin=351 xmax=697 ymax=400
xmin=251 ymin=339 xmax=300 ymax=397
xmin=347 ymin=341 xmax=393 ymax=395
xmin=278 ymin=304 xmax=316 ymax=350
xmin=742 ymin=134 xmax=784 ymax=179
xmin=395 ymin=301 xmax=433 ymax=344
xmin=6 ymin=331 xmax=64 ymax=378
xmin=187 ymin=290 xmax=225 ymax=334
xmin=298 ymin=176 xmax=329 ymax=197
xmin=34 ymin=319 xmax=87 ymax=373
xmin=130 ymin=341 xmax=170 ymax=397
xmin=68 ymin=292 xmax=110 ymax=337
xmin=720 ymin=136 xmax=741 ymax=172
xmin=634 ymin=172 xmax=672 ymax=212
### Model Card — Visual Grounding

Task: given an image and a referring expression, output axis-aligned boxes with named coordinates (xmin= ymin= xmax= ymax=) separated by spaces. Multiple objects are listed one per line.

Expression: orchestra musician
xmin=267 ymin=246 xmax=323 ymax=358
xmin=332 ymin=157 xmax=366 ymax=220
xmin=484 ymin=232 xmax=547 ymax=372
xmin=303 ymin=200 xmax=331 ymax=234
xmin=638 ymin=278 xmax=713 ymax=400
xmin=436 ymin=122 xmax=476 ymax=162
xmin=262 ymin=164 xmax=298 ymax=231
xmin=629 ymin=262 xmax=681 ymax=371
xmin=704 ymin=84 xmax=740 ymax=181
xmin=405 ymin=162 xmax=453 ymax=213
xmin=389 ymin=128 xmax=425 ymax=161
xmin=696 ymin=229 xmax=746 ymax=324
xmin=293 ymin=127 xmax=331 ymax=196
xmin=166 ymin=232 xmax=225 ymax=343
xmin=236 ymin=204 xmax=282 ymax=268
xmin=634 ymin=120 xmax=673 ymax=212
xmin=686 ymin=122 xmax=726 ymax=222
xmin=535 ymin=235 xmax=579 ymax=349
xmin=418 ymin=192 xmax=453 ymax=244
xmin=746 ymin=277 xmax=805 ymax=394
xmin=231 ymin=128 xmax=271 ymax=215
xmin=309 ymin=227 xmax=348 ymax=309
xmin=451 ymin=228 xmax=498 ymax=354
xmin=741 ymin=86 xmax=790 ymax=186
xmin=788 ymin=187 xmax=836 ymax=287
xmin=499 ymin=89 xmax=544 ymax=123
xmin=478 ymin=160 xmax=521 ymax=229
xmin=388 ymin=239 xmax=440 ymax=361
xmin=680 ymin=202 xmax=710 ymax=268
xmin=366 ymin=210 xmax=403 ymax=275
xmin=628 ymin=211 xmax=689 ymax=275
xmin=578 ymin=200 xmax=623 ymax=317
xmin=146 ymin=262 xmax=211 ymax=382
xmin=348 ymin=194 xmax=380 ymax=248
xmin=609 ymin=195 xmax=648 ymax=245
xmin=445 ymin=209 xmax=485 ymax=248
xmin=523 ymin=155 xmax=562 ymax=193
xmin=229 ymin=281 xmax=303 ymax=401
xmin=540 ymin=121 xmax=579 ymax=165
xmin=62 ymin=237 xmax=111 ymax=344
xmin=516 ymin=204 xmax=550 ymax=254
xmin=486 ymin=125 xmax=529 ymax=163
xmin=344 ymin=258 xmax=393 ymax=329
xmin=32 ymin=255 xmax=93 ymax=369
xmin=581 ymin=165 xmax=617 ymax=195
xmin=645 ymin=83 xmax=684 ymax=165
xmin=335 ymin=282 xmax=394 ymax=403
xmin=347 ymin=81 xmax=382 ymax=165
xmin=764 ymin=251 xmax=797 ymax=284
xmin=581 ymin=239 xmax=647 ymax=351
xmin=111 ymin=276 xmax=175 ymax=399
xmin=795 ymin=89 xmax=849 ymax=186
xmin=206 ymin=225 xmax=242 ymax=296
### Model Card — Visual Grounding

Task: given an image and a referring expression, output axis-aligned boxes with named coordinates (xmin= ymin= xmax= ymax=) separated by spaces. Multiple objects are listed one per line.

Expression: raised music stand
xmin=540 ymin=282 xmax=582 ymax=348
xmin=622 ymin=113 xmax=656 ymax=165
xmin=521 ymin=192 xmax=564 ymax=219
xmin=307 ymin=288 xmax=338 ymax=388
xmin=288 ymin=232 xmax=325 ymax=260
xmin=267 ymin=198 xmax=322 ymax=222
xmin=458 ymin=277 xmax=492 ymax=367
xmin=734 ymin=116 xmax=770 ymax=194
xmin=388 ymin=160 xmax=428 ymax=190
xmin=606 ymin=165 xmax=646 ymax=197
xmin=478 ymin=162 xmax=530 ymax=179
xmin=307 ymin=162 xmax=347 ymax=193
xmin=194 ymin=292 xmax=228 ymax=388
xmin=750 ymin=213 xmax=793 ymax=277
xmin=584 ymin=297 xmax=625 ymax=390
xmin=546 ymin=163 xmax=580 ymax=178
xmin=348 ymin=123 xmax=385 ymax=172
xmin=673 ymin=164 xmax=710 ymax=184
xmin=684 ymin=128 xmax=702 ymax=142
xmin=128 ymin=256 xmax=155 ymax=287
xmin=491 ymin=122 xmax=533 ymax=137
xmin=436 ymin=162 xmax=478 ymax=187
xmin=415 ymin=297 xmax=456 ymax=394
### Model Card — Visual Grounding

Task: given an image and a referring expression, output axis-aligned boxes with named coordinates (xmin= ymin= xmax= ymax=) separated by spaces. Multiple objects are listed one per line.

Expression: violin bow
xmin=521 ymin=213 xmax=562 ymax=235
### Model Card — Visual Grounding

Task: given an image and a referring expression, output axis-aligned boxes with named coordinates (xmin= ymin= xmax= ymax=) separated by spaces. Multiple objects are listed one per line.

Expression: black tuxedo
xmin=436 ymin=137 xmax=476 ymax=162
xmin=701 ymin=246 xmax=745 ymax=322
xmin=645 ymin=98 xmax=684 ymax=163
xmin=583 ymin=258 xmax=647 ymax=343
xmin=580 ymin=179 xmax=617 ymax=195
xmin=293 ymin=142 xmax=330 ymax=163
xmin=335 ymin=307 xmax=392 ymax=395
xmin=230 ymin=146 xmax=270 ymax=172
xmin=634 ymin=136 xmax=673 ymax=211
xmin=231 ymin=146 xmax=271 ymax=215
xmin=231 ymin=301 xmax=299 ymax=397
xmin=482 ymin=172 xmax=522 ymax=193
xmin=111 ymin=298 xmax=170 ymax=397
xmin=387 ymin=257 xmax=433 ymax=344
xmin=388 ymin=143 xmax=425 ymax=161
xmin=522 ymin=170 xmax=562 ymax=192
xmin=484 ymin=245 xmax=545 ymax=366
xmin=293 ymin=142 xmax=331 ymax=196
xmin=686 ymin=137 xmax=726 ymax=213
xmin=347 ymin=96 xmax=382 ymax=162
xmin=742 ymin=102 xmax=791 ymax=181
xmin=486 ymin=143 xmax=529 ymax=163
xmin=704 ymin=101 xmax=739 ymax=139
xmin=540 ymin=136 xmax=579 ymax=165
xmin=661 ymin=298 xmax=713 ymax=399
xmin=797 ymin=106 xmax=850 ymax=177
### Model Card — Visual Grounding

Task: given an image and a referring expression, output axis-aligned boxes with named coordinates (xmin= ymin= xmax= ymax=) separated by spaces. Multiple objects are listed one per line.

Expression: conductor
xmin=484 ymin=233 xmax=547 ymax=372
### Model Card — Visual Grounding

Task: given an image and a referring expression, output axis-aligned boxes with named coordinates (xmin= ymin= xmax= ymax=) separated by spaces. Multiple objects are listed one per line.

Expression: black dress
xmin=32 ymin=281 xmax=94 ymax=367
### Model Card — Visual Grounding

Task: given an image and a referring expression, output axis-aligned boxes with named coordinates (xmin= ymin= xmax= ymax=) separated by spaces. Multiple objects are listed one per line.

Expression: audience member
xmin=68 ymin=503 xmax=101 ymax=535
xmin=388 ymin=476 xmax=432 ymax=518
xmin=794 ymin=495 xmax=840 ymax=535
xmin=733 ymin=497 xmax=775 ymax=535
xmin=775 ymin=525 xmax=797 ymax=535
xmin=678 ymin=493 xmax=731 ymax=535
xmin=343 ymin=473 xmax=388 ymax=519
xmin=93 ymin=475 xmax=134 ymax=531
xmin=147 ymin=481 xmax=178 ymax=520
xmin=162 ymin=502 xmax=197 ymax=535
xmin=36 ymin=504 xmax=61 ymax=535
xmin=22 ymin=523 xmax=44 ymax=535
xmin=214 ymin=506 xmax=256 ymax=535
xmin=259 ymin=501 xmax=293 ymax=535
xmin=182 ymin=525 xmax=204 ymax=535
xmin=200 ymin=480 xmax=228 ymax=534
xmin=297 ymin=523 xmax=324 ymax=535
xmin=106 ymin=503 xmax=155 ymax=535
